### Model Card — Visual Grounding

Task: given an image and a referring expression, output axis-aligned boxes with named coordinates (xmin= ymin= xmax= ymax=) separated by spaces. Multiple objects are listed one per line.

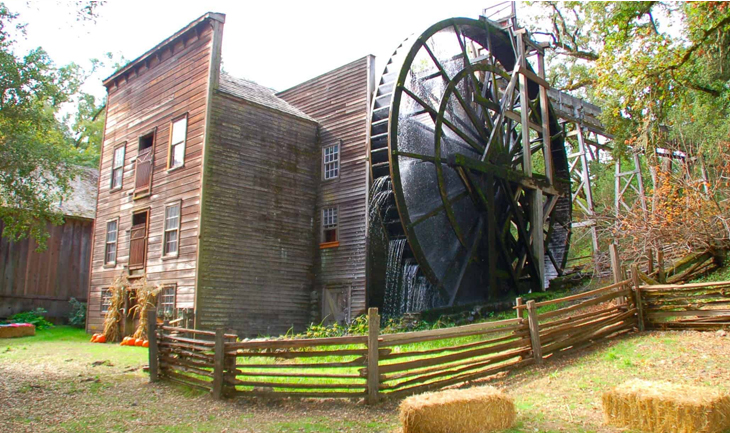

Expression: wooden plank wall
xmin=0 ymin=218 xmax=92 ymax=320
xmin=196 ymin=91 xmax=319 ymax=337
xmin=277 ymin=56 xmax=375 ymax=321
xmin=87 ymin=19 xmax=220 ymax=333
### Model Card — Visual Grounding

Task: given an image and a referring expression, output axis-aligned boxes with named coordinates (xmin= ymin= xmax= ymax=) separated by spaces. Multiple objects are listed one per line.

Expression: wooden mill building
xmin=87 ymin=12 xmax=374 ymax=336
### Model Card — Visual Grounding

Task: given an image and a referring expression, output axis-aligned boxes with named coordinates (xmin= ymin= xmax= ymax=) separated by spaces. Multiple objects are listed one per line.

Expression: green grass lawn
xmin=3 ymin=325 xmax=729 ymax=432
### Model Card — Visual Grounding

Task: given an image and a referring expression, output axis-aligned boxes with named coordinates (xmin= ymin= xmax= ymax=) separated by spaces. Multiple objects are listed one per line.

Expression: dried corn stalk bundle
xmin=399 ymin=386 xmax=515 ymax=433
xmin=130 ymin=276 xmax=161 ymax=340
xmin=102 ymin=273 xmax=129 ymax=343
xmin=603 ymin=379 xmax=730 ymax=433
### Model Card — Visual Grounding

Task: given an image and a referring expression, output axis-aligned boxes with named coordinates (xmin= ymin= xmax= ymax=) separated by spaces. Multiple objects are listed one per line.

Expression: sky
xmin=6 ymin=0 xmax=513 ymax=99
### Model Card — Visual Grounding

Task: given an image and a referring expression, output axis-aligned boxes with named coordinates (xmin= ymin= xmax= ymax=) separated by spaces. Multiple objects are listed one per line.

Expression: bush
xmin=10 ymin=308 xmax=54 ymax=330
xmin=68 ymin=298 xmax=86 ymax=327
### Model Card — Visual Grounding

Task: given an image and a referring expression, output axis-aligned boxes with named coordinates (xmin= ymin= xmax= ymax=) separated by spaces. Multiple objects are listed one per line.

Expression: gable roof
xmin=103 ymin=12 xmax=226 ymax=87
xmin=218 ymin=73 xmax=316 ymax=122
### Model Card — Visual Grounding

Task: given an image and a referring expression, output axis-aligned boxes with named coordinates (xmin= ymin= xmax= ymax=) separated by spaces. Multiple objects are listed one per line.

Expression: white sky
xmin=7 ymin=0 xmax=512 ymax=98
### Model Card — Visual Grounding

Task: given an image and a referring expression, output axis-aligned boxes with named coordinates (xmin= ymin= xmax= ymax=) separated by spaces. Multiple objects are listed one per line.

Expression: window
xmin=105 ymin=219 xmax=118 ymax=264
xmin=323 ymin=143 xmax=340 ymax=180
xmin=158 ymin=284 xmax=176 ymax=319
xmin=100 ymin=289 xmax=111 ymax=316
xmin=111 ymin=145 xmax=125 ymax=190
xmin=321 ymin=207 xmax=338 ymax=247
xmin=168 ymin=116 xmax=187 ymax=169
xmin=163 ymin=202 xmax=181 ymax=256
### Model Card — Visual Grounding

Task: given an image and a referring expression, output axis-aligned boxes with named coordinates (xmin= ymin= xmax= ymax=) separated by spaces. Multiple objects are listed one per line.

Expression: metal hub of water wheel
xmin=369 ymin=17 xmax=571 ymax=307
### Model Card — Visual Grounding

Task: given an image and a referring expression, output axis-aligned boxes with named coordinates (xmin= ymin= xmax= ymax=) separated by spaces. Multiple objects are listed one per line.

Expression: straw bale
xmin=399 ymin=386 xmax=515 ymax=433
xmin=602 ymin=379 xmax=730 ymax=433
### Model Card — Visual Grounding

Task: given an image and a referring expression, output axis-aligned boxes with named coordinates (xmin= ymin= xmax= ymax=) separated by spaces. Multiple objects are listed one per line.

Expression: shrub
xmin=68 ymin=297 xmax=86 ymax=327
xmin=10 ymin=308 xmax=54 ymax=330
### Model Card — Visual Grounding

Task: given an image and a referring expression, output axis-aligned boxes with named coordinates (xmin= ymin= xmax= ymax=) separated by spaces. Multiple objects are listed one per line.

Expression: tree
xmin=524 ymin=2 xmax=730 ymax=262
xmin=0 ymin=2 xmax=101 ymax=248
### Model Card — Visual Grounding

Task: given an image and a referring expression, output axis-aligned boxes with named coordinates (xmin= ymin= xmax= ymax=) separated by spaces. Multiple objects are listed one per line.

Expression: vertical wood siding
xmin=0 ymin=218 xmax=92 ymax=320
xmin=86 ymin=21 xmax=217 ymax=333
xmin=196 ymin=91 xmax=319 ymax=337
xmin=277 ymin=56 xmax=374 ymax=320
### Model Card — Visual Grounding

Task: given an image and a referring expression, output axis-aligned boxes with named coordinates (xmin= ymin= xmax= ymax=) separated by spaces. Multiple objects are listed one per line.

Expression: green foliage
xmin=529 ymin=1 xmax=730 ymax=157
xmin=9 ymin=308 xmax=53 ymax=330
xmin=0 ymin=3 xmax=105 ymax=249
xmin=68 ymin=297 xmax=86 ymax=327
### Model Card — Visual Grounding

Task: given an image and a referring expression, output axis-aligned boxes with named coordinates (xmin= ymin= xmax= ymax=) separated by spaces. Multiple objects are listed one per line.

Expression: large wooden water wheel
xmin=369 ymin=17 xmax=571 ymax=307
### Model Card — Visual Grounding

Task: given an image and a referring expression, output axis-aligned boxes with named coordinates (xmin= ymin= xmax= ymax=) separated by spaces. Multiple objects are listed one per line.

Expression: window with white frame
xmin=100 ymin=289 xmax=111 ymax=316
xmin=323 ymin=143 xmax=339 ymax=180
xmin=163 ymin=202 xmax=181 ymax=256
xmin=322 ymin=207 xmax=338 ymax=243
xmin=111 ymin=145 xmax=125 ymax=189
xmin=105 ymin=219 xmax=118 ymax=264
xmin=158 ymin=284 xmax=176 ymax=319
xmin=169 ymin=116 xmax=187 ymax=169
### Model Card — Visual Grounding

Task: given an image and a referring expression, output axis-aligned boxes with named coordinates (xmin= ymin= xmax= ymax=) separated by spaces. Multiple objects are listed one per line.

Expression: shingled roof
xmin=56 ymin=166 xmax=98 ymax=220
xmin=218 ymin=73 xmax=315 ymax=122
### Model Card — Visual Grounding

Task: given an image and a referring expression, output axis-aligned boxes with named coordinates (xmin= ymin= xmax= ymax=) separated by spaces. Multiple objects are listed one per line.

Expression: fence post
xmin=515 ymin=297 xmax=523 ymax=319
xmin=224 ymin=329 xmax=237 ymax=397
xmin=609 ymin=243 xmax=622 ymax=284
xmin=367 ymin=307 xmax=380 ymax=405
xmin=631 ymin=264 xmax=645 ymax=332
xmin=212 ymin=328 xmax=225 ymax=400
xmin=526 ymin=301 xmax=542 ymax=364
xmin=147 ymin=310 xmax=159 ymax=383
xmin=657 ymin=248 xmax=666 ymax=283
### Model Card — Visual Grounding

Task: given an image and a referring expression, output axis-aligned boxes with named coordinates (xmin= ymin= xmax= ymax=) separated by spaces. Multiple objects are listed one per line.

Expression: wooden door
xmin=322 ymin=288 xmax=348 ymax=325
xmin=134 ymin=147 xmax=154 ymax=198
xmin=128 ymin=210 xmax=149 ymax=270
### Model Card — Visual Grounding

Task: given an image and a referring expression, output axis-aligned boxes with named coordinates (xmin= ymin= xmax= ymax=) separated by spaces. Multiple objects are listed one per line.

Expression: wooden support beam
xmin=452 ymin=154 xmax=565 ymax=197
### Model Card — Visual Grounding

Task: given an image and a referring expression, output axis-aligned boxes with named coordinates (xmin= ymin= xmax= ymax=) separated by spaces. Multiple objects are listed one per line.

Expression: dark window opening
xmin=134 ymin=132 xmax=155 ymax=198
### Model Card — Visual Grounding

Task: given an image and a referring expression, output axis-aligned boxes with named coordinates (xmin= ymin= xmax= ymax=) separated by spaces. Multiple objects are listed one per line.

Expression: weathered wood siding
xmin=87 ymin=17 xmax=221 ymax=332
xmin=0 ymin=218 xmax=92 ymax=321
xmin=277 ymin=56 xmax=375 ymax=321
xmin=196 ymin=91 xmax=319 ymax=337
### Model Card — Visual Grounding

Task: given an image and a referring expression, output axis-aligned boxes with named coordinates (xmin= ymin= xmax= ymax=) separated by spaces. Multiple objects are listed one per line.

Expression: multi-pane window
xmin=163 ymin=202 xmax=181 ymax=256
xmin=322 ymin=207 xmax=338 ymax=243
xmin=169 ymin=116 xmax=187 ymax=169
xmin=158 ymin=284 xmax=176 ymax=319
xmin=100 ymin=289 xmax=111 ymax=316
xmin=323 ymin=144 xmax=339 ymax=180
xmin=111 ymin=145 xmax=125 ymax=189
xmin=105 ymin=220 xmax=118 ymax=264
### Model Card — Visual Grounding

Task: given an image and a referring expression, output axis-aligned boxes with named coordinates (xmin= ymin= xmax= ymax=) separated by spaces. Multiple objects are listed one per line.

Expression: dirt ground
xmin=1 ymin=327 xmax=728 ymax=433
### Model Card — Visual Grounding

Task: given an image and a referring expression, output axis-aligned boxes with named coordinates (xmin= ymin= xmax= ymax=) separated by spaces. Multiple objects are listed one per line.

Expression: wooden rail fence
xmin=147 ymin=277 xmax=730 ymax=403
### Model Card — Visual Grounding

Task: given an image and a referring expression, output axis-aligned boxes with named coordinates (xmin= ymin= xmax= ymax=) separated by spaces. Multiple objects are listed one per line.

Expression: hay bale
xmin=0 ymin=323 xmax=36 ymax=338
xmin=399 ymin=386 xmax=515 ymax=433
xmin=602 ymin=379 xmax=730 ymax=433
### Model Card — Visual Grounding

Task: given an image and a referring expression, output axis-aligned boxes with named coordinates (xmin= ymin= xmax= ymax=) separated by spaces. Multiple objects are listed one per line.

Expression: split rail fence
xmin=147 ymin=277 xmax=730 ymax=403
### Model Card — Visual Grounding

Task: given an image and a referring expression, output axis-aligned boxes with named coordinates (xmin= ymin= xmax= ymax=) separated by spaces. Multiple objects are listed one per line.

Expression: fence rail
xmin=148 ymin=277 xmax=730 ymax=403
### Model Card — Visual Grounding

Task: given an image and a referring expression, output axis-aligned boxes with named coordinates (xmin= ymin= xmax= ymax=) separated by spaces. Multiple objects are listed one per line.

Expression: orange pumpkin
xmin=142 ymin=340 xmax=149 ymax=348
xmin=96 ymin=335 xmax=107 ymax=343
xmin=90 ymin=334 xmax=98 ymax=343
xmin=128 ymin=338 xmax=138 ymax=346
xmin=135 ymin=339 xmax=144 ymax=347
xmin=120 ymin=337 xmax=131 ymax=346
